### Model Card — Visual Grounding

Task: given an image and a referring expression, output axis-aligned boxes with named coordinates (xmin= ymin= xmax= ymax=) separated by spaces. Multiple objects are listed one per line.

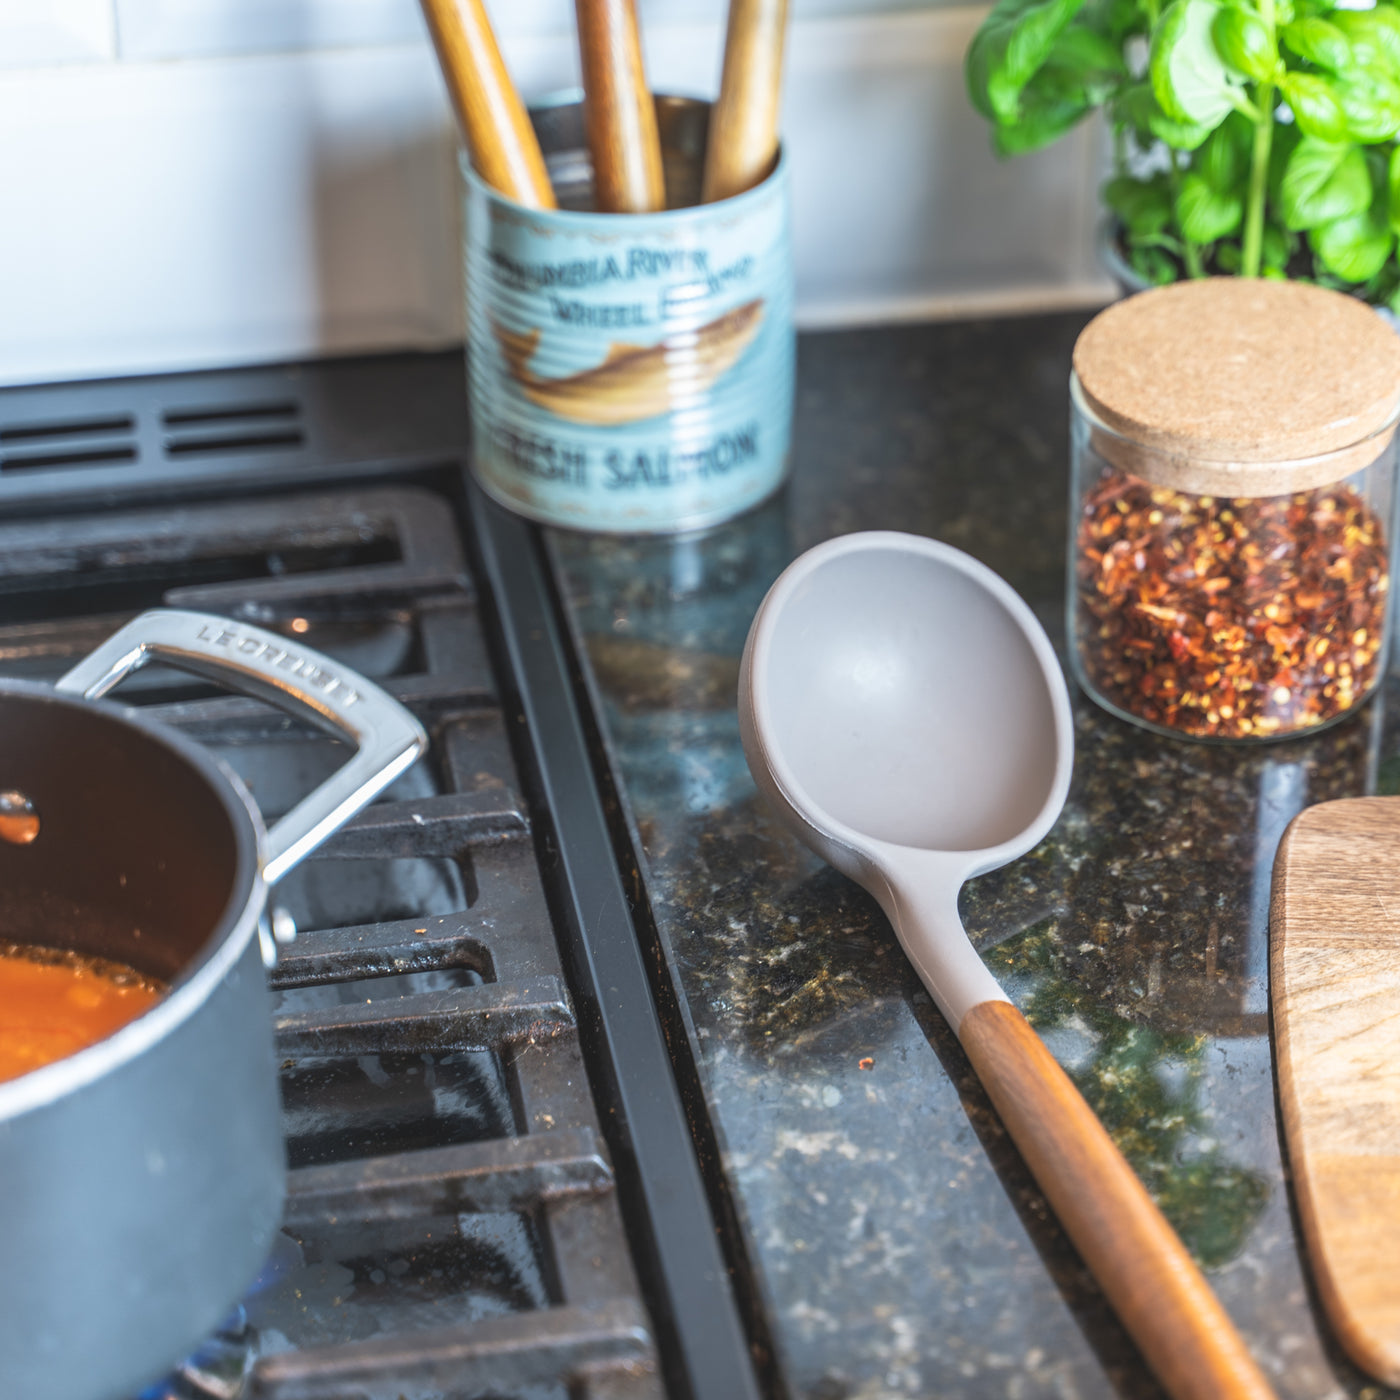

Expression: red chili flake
xmin=1075 ymin=469 xmax=1389 ymax=739
xmin=858 ymin=1057 xmax=875 ymax=1071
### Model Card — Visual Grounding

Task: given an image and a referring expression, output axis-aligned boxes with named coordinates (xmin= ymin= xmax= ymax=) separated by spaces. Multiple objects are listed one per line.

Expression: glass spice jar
xmin=1068 ymin=278 xmax=1400 ymax=742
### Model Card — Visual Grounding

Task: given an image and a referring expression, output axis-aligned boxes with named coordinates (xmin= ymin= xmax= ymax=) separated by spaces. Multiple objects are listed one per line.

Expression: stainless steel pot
xmin=0 ymin=609 xmax=427 ymax=1400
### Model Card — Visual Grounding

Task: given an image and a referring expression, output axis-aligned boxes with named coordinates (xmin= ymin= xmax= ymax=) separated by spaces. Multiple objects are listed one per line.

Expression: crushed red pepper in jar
xmin=1075 ymin=467 xmax=1389 ymax=739
xmin=1069 ymin=280 xmax=1400 ymax=741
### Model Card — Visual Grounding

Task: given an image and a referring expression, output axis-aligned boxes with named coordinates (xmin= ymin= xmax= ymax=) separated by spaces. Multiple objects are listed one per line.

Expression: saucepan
xmin=0 ymin=609 xmax=427 ymax=1400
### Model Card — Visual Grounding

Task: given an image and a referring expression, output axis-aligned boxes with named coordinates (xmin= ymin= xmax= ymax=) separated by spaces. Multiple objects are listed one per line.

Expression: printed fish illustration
xmin=491 ymin=299 xmax=764 ymax=426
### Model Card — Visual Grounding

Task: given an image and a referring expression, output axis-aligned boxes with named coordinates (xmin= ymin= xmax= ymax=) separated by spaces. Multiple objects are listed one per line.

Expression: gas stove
xmin=0 ymin=353 xmax=762 ymax=1400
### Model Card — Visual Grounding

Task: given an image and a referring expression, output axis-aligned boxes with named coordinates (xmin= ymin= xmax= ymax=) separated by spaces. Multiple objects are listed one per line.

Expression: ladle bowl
xmin=739 ymin=532 xmax=1274 ymax=1400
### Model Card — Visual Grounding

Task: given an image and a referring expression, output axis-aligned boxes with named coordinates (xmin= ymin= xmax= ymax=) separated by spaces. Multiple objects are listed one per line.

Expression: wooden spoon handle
xmin=575 ymin=0 xmax=665 ymax=213
xmin=419 ymin=0 xmax=557 ymax=209
xmin=960 ymin=1000 xmax=1276 ymax=1400
xmin=702 ymin=0 xmax=789 ymax=203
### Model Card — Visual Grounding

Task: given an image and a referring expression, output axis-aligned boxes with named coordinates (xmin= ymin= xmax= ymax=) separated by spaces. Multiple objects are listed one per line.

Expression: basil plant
xmin=966 ymin=0 xmax=1400 ymax=302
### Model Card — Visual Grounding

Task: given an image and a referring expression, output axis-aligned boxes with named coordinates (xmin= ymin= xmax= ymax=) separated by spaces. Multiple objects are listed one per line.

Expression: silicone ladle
xmin=738 ymin=531 xmax=1274 ymax=1400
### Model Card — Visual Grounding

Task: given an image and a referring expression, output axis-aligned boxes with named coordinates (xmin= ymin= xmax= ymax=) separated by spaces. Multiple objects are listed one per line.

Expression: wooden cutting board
xmin=1271 ymin=796 xmax=1400 ymax=1387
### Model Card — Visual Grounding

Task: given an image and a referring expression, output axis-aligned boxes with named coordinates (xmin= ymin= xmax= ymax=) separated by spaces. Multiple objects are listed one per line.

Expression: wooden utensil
xmin=1271 ymin=797 xmax=1400 ymax=1387
xmin=740 ymin=532 xmax=1277 ymax=1400
xmin=575 ymin=0 xmax=665 ymax=213
xmin=702 ymin=0 xmax=789 ymax=203
xmin=419 ymin=0 xmax=556 ymax=209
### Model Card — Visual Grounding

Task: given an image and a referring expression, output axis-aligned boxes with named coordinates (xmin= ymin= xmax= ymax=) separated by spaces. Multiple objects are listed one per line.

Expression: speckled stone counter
xmin=547 ymin=313 xmax=1400 ymax=1400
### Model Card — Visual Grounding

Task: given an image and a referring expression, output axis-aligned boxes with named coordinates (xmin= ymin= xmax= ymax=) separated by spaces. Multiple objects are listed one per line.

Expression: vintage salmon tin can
xmin=462 ymin=95 xmax=794 ymax=534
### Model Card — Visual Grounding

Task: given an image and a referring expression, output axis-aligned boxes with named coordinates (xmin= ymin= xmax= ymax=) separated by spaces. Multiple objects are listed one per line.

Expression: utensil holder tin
xmin=462 ymin=95 xmax=794 ymax=535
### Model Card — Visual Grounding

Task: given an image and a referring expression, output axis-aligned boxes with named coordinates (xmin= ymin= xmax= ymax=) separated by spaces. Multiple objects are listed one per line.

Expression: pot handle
xmin=55 ymin=609 xmax=428 ymax=886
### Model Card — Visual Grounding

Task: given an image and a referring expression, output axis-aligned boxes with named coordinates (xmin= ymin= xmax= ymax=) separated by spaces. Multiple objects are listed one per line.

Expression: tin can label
xmin=463 ymin=159 xmax=793 ymax=533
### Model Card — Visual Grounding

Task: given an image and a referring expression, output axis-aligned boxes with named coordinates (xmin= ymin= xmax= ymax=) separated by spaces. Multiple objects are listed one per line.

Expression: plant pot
xmin=1097 ymin=217 xmax=1149 ymax=297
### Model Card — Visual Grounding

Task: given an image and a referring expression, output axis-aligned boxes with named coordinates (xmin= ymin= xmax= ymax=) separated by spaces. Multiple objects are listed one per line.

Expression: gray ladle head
xmin=738 ymin=531 xmax=1074 ymax=1030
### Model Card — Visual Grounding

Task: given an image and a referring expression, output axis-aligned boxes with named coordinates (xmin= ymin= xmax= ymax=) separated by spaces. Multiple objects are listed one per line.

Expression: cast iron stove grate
xmin=0 ymin=484 xmax=652 ymax=1400
xmin=0 ymin=354 xmax=763 ymax=1400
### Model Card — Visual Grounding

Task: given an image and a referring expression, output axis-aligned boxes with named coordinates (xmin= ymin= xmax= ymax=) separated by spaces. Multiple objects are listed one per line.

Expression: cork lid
xmin=1073 ymin=278 xmax=1400 ymax=495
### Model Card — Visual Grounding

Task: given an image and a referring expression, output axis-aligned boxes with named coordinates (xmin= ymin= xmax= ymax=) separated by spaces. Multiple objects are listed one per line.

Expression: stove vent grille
xmin=0 ymin=413 xmax=137 ymax=471
xmin=0 ymin=354 xmax=468 ymax=508
xmin=162 ymin=399 xmax=304 ymax=458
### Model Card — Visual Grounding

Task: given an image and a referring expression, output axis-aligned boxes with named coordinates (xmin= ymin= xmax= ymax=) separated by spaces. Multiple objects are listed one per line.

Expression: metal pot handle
xmin=54 ymin=608 xmax=428 ymax=886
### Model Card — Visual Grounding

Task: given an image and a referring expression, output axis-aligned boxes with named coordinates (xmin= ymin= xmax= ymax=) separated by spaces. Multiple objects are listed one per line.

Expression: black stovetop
xmin=0 ymin=353 xmax=762 ymax=1400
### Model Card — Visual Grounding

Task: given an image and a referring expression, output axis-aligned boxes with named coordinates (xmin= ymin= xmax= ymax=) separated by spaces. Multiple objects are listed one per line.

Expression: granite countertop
xmin=546 ymin=313 xmax=1400 ymax=1400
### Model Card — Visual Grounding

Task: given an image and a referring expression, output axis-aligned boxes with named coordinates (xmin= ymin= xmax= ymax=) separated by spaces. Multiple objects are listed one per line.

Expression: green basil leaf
xmin=1364 ymin=254 xmax=1399 ymax=299
xmin=1280 ymin=138 xmax=1371 ymax=230
xmin=1112 ymin=82 xmax=1215 ymax=148
xmin=994 ymin=95 xmax=1094 ymax=152
xmin=1262 ymin=221 xmax=1295 ymax=271
xmin=1280 ymin=17 xmax=1352 ymax=72
xmin=1366 ymin=143 xmax=1389 ymax=193
xmin=1149 ymin=108 xmax=1215 ymax=149
xmin=1128 ymin=231 xmax=1186 ymax=255
xmin=1046 ymin=23 xmax=1127 ymax=102
xmin=1387 ymin=145 xmax=1400 ymax=235
xmin=1128 ymin=243 xmax=1180 ymax=285
xmin=1268 ymin=120 xmax=1301 ymax=202
xmin=1100 ymin=0 xmax=1139 ymax=33
xmin=1215 ymin=239 xmax=1242 ymax=272
xmin=1176 ymin=171 xmax=1245 ymax=241
xmin=1053 ymin=23 xmax=1126 ymax=74
xmin=1333 ymin=71 xmax=1400 ymax=144
xmin=1331 ymin=9 xmax=1400 ymax=73
xmin=986 ymin=22 xmax=1120 ymax=152
xmin=1212 ymin=7 xmax=1276 ymax=79
xmin=1311 ymin=207 xmax=1393 ymax=282
xmin=1103 ymin=175 xmax=1174 ymax=235
xmin=1200 ymin=110 xmax=1252 ymax=192
xmin=1151 ymin=0 xmax=1239 ymax=129
xmin=1280 ymin=72 xmax=1350 ymax=144
xmin=1109 ymin=82 xmax=1155 ymax=135
xmin=966 ymin=0 xmax=1089 ymax=124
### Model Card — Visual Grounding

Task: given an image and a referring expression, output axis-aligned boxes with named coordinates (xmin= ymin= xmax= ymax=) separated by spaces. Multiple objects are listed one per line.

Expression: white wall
xmin=0 ymin=0 xmax=1112 ymax=386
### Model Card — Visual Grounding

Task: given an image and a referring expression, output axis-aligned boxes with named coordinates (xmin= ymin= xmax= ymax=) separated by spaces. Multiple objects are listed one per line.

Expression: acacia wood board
xmin=1271 ymin=796 xmax=1400 ymax=1387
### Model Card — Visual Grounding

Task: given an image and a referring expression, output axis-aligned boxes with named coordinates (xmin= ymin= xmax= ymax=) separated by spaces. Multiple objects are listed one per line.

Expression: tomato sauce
xmin=0 ymin=946 xmax=164 ymax=1083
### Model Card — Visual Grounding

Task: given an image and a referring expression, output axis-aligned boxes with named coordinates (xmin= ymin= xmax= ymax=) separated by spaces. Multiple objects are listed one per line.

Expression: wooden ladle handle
xmin=702 ymin=0 xmax=789 ymax=203
xmin=419 ymin=0 xmax=557 ymax=209
xmin=575 ymin=0 xmax=665 ymax=212
xmin=576 ymin=0 xmax=669 ymax=211
xmin=960 ymin=1000 xmax=1276 ymax=1400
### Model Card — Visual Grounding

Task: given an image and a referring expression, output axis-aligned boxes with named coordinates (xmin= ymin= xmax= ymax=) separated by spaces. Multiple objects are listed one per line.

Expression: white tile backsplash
xmin=644 ymin=10 xmax=1106 ymax=325
xmin=0 ymin=4 xmax=1110 ymax=386
xmin=500 ymin=0 xmax=997 ymax=37
xmin=0 ymin=0 xmax=115 ymax=69
xmin=0 ymin=47 xmax=458 ymax=383
xmin=112 ymin=0 xmax=1013 ymax=59
xmin=115 ymin=0 xmax=426 ymax=60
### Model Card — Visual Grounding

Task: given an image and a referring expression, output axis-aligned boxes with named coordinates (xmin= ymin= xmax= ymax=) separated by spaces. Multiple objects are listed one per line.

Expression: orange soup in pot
xmin=0 ymin=945 xmax=165 ymax=1083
